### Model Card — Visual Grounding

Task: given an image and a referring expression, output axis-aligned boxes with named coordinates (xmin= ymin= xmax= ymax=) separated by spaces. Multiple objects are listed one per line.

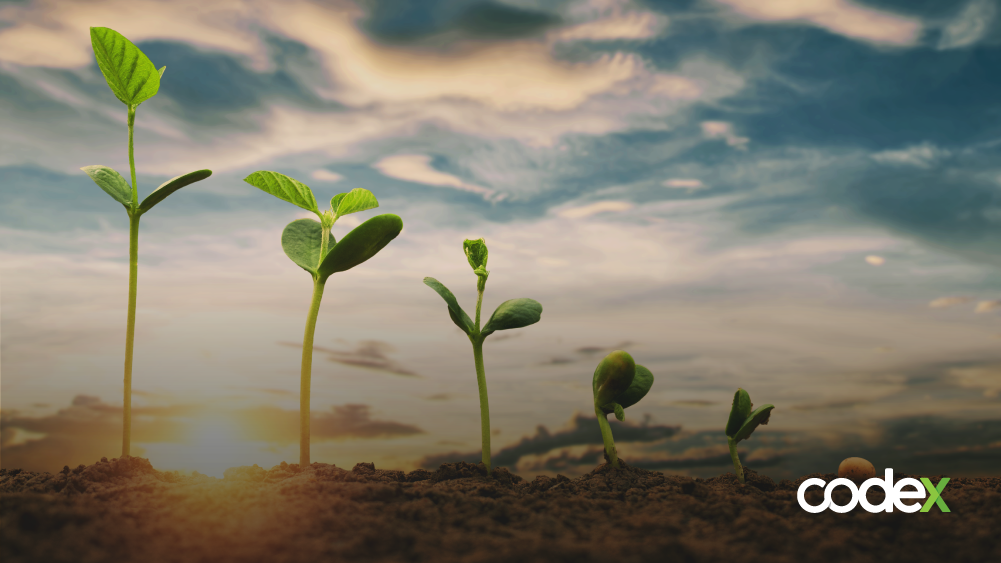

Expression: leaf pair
xmin=724 ymin=388 xmax=774 ymax=443
xmin=592 ymin=350 xmax=654 ymax=421
xmin=423 ymin=278 xmax=542 ymax=338
xmin=244 ymin=171 xmax=402 ymax=280
xmin=244 ymin=171 xmax=379 ymax=225
xmin=81 ymin=166 xmax=212 ymax=214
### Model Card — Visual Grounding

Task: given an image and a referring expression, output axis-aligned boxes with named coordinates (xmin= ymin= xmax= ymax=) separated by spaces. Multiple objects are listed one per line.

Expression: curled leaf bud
xmin=593 ymin=350 xmax=636 ymax=408
xmin=463 ymin=238 xmax=489 ymax=272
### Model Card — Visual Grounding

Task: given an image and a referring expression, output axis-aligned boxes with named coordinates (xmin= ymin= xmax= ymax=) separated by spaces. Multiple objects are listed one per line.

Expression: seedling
xmin=724 ymin=388 xmax=774 ymax=484
xmin=424 ymin=238 xmax=542 ymax=474
xmin=81 ymin=27 xmax=212 ymax=457
xmin=591 ymin=350 xmax=654 ymax=468
xmin=244 ymin=171 xmax=402 ymax=468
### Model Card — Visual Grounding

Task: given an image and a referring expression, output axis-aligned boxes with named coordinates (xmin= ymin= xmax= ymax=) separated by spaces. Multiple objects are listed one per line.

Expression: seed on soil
xmin=838 ymin=457 xmax=876 ymax=483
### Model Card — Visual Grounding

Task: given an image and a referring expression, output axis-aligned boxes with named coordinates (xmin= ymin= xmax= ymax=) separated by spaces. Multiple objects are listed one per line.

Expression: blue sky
xmin=2 ymin=0 xmax=1000 ymax=479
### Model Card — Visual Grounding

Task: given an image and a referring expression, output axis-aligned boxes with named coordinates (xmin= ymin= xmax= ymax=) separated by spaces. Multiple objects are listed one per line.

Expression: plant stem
xmin=299 ymin=276 xmax=326 ymax=469
xmin=595 ymin=406 xmax=619 ymax=468
xmin=471 ymin=338 xmax=491 ymax=474
xmin=122 ymin=212 xmax=139 ymax=457
xmin=728 ymin=436 xmax=744 ymax=483
xmin=471 ymin=285 xmax=491 ymax=473
xmin=121 ymin=103 xmax=139 ymax=458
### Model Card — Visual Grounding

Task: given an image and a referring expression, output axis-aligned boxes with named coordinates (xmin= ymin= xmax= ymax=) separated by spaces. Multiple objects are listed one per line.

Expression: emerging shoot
xmin=591 ymin=350 xmax=654 ymax=468
xmin=724 ymin=388 xmax=774 ymax=484
xmin=81 ymin=27 xmax=212 ymax=457
xmin=424 ymin=238 xmax=542 ymax=474
xmin=244 ymin=171 xmax=402 ymax=469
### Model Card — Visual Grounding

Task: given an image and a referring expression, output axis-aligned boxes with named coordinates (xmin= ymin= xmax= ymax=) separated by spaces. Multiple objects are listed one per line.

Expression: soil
xmin=1 ymin=455 xmax=998 ymax=563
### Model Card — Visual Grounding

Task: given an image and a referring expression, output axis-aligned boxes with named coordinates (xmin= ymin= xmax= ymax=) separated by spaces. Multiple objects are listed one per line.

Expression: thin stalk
xmin=471 ymin=284 xmax=491 ymax=473
xmin=728 ymin=436 xmax=744 ymax=483
xmin=122 ymin=212 xmax=139 ymax=457
xmin=121 ymin=103 xmax=139 ymax=458
xmin=299 ymin=276 xmax=326 ymax=469
xmin=595 ymin=406 xmax=619 ymax=468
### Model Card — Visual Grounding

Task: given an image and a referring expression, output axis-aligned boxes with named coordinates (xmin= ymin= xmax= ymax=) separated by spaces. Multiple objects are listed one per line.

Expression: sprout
xmin=244 ymin=171 xmax=403 ymax=468
xmin=81 ymin=27 xmax=212 ymax=457
xmin=724 ymin=388 xmax=774 ymax=484
xmin=424 ymin=238 xmax=542 ymax=474
xmin=591 ymin=350 xmax=654 ymax=469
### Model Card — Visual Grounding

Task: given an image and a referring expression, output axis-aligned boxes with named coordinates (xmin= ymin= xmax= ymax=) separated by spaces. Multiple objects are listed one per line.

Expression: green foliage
xmin=139 ymin=170 xmax=213 ymax=213
xmin=80 ymin=165 xmax=132 ymax=209
xmin=90 ymin=27 xmax=161 ymax=106
xmin=318 ymin=214 xmax=403 ymax=276
xmin=331 ymin=188 xmax=380 ymax=222
xmin=423 ymin=277 xmax=475 ymax=335
xmin=481 ymin=298 xmax=542 ymax=338
xmin=281 ymin=219 xmax=326 ymax=276
xmin=592 ymin=350 xmax=654 ymax=420
xmin=244 ymin=171 xmax=320 ymax=215
xmin=724 ymin=388 xmax=774 ymax=443
xmin=463 ymin=238 xmax=489 ymax=272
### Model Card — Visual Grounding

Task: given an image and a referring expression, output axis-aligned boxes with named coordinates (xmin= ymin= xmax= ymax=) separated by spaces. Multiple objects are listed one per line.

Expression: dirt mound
xmin=2 ymin=456 xmax=998 ymax=562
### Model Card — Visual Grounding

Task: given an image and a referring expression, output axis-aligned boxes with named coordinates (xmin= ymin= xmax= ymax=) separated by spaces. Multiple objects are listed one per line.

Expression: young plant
xmin=724 ymin=388 xmax=774 ymax=484
xmin=591 ymin=350 xmax=654 ymax=468
xmin=81 ymin=27 xmax=212 ymax=457
xmin=244 ymin=171 xmax=403 ymax=468
xmin=424 ymin=238 xmax=542 ymax=474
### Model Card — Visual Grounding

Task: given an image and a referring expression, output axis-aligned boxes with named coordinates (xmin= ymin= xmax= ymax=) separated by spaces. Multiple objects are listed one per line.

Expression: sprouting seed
xmin=424 ymin=238 xmax=542 ymax=474
xmin=591 ymin=350 xmax=654 ymax=468
xmin=80 ymin=27 xmax=212 ymax=457
xmin=244 ymin=171 xmax=403 ymax=469
xmin=724 ymin=387 xmax=774 ymax=484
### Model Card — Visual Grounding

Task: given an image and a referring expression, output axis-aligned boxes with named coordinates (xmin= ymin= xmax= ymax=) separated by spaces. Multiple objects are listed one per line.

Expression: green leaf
xmin=138 ymin=169 xmax=211 ymax=213
xmin=244 ymin=171 xmax=319 ymax=215
xmin=612 ymin=403 xmax=625 ymax=422
xmin=733 ymin=404 xmax=774 ymax=443
xmin=481 ymin=298 xmax=542 ymax=338
xmin=81 ymin=165 xmax=133 ymax=209
xmin=602 ymin=364 xmax=653 ymax=414
xmin=280 ymin=218 xmax=329 ymax=275
xmin=158 ymin=66 xmax=165 ymax=79
xmin=725 ymin=388 xmax=752 ymax=438
xmin=317 ymin=214 xmax=403 ymax=277
xmin=90 ymin=27 xmax=161 ymax=106
xmin=463 ymin=238 xmax=488 ymax=271
xmin=332 ymin=188 xmax=379 ymax=221
xmin=423 ymin=277 xmax=475 ymax=335
xmin=593 ymin=350 xmax=635 ymax=408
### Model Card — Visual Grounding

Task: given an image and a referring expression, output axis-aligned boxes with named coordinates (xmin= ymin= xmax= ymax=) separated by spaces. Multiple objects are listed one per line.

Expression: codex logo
xmin=797 ymin=469 xmax=951 ymax=513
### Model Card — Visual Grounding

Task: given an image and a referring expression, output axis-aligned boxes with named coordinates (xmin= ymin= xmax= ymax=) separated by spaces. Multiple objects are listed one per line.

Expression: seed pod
xmin=593 ymin=350 xmax=636 ymax=408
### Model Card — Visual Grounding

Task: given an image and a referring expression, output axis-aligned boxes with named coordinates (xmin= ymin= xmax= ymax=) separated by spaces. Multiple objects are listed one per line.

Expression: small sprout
xmin=591 ymin=350 xmax=654 ymax=469
xmin=244 ymin=171 xmax=403 ymax=468
xmin=81 ymin=27 xmax=212 ymax=457
xmin=724 ymin=388 xmax=774 ymax=484
xmin=838 ymin=457 xmax=876 ymax=485
xmin=424 ymin=238 xmax=542 ymax=474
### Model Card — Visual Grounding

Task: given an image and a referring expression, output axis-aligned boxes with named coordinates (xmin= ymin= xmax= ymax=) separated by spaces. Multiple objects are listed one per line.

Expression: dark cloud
xmin=360 ymin=0 xmax=562 ymax=44
xmin=0 ymin=395 xmax=189 ymax=472
xmin=670 ymin=400 xmax=717 ymax=407
xmin=419 ymin=413 xmax=680 ymax=468
xmin=312 ymin=404 xmax=425 ymax=440
xmin=280 ymin=339 xmax=420 ymax=377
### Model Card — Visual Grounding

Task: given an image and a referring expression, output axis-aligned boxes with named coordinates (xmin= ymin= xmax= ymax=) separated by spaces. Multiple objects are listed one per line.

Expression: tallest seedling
xmin=81 ymin=27 xmax=212 ymax=457
xmin=244 ymin=171 xmax=403 ymax=468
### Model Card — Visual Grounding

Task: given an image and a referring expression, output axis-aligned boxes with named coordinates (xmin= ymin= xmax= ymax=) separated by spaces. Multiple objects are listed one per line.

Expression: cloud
xmin=418 ymin=413 xmax=680 ymax=469
xmin=311 ymin=169 xmax=344 ymax=182
xmin=312 ymin=404 xmax=425 ymax=440
xmin=937 ymin=0 xmax=997 ymax=50
xmin=551 ymin=6 xmax=667 ymax=42
xmin=710 ymin=0 xmax=923 ymax=47
xmin=870 ymin=142 xmax=950 ymax=168
xmin=372 ymin=154 xmax=504 ymax=202
xmin=280 ymin=339 xmax=420 ymax=377
xmin=865 ymin=255 xmax=885 ymax=266
xmin=948 ymin=365 xmax=1001 ymax=398
xmin=663 ymin=178 xmax=706 ymax=191
xmin=975 ymin=300 xmax=1001 ymax=314
xmin=554 ymin=200 xmax=634 ymax=218
xmin=700 ymin=121 xmax=749 ymax=150
xmin=928 ymin=296 xmax=974 ymax=308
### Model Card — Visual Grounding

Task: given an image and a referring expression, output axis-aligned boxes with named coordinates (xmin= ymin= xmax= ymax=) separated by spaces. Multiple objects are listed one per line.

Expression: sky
xmin=2 ymin=0 xmax=1000 ymax=480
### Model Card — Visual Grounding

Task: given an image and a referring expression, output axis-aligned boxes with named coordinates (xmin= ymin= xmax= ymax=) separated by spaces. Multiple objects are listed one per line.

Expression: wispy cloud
xmin=710 ymin=0 xmax=923 ymax=46
xmin=701 ymin=121 xmax=749 ymax=150
xmin=928 ymin=296 xmax=974 ymax=308
xmin=937 ymin=0 xmax=997 ymax=50
xmin=554 ymin=200 xmax=634 ymax=218
xmin=975 ymin=300 xmax=1001 ymax=314
xmin=280 ymin=339 xmax=421 ymax=377
xmin=865 ymin=255 xmax=885 ymax=266
xmin=311 ymin=169 xmax=344 ymax=182
xmin=871 ymin=142 xmax=950 ymax=168
xmin=372 ymin=154 xmax=504 ymax=202
xmin=663 ymin=178 xmax=706 ymax=191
